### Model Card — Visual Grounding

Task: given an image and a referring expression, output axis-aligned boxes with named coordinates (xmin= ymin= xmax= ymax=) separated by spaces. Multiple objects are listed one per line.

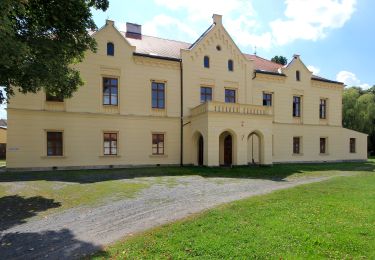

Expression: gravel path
xmin=0 ymin=175 xmax=341 ymax=259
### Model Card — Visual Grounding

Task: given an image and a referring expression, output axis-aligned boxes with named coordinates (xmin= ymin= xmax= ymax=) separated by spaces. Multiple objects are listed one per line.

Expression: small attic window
xmin=296 ymin=70 xmax=300 ymax=81
xmin=204 ymin=56 xmax=210 ymax=68
xmin=228 ymin=59 xmax=233 ymax=71
xmin=107 ymin=42 xmax=114 ymax=56
xmin=216 ymin=45 xmax=221 ymax=51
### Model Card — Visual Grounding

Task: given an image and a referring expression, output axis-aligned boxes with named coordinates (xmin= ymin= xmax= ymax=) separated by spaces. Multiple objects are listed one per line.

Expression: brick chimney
xmin=126 ymin=22 xmax=142 ymax=39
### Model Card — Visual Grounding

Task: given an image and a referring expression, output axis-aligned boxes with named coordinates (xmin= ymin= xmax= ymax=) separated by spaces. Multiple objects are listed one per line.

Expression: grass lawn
xmin=91 ymin=159 xmax=375 ymax=259
xmin=0 ymin=160 xmax=6 ymax=167
xmin=0 ymin=158 xmax=374 ymax=228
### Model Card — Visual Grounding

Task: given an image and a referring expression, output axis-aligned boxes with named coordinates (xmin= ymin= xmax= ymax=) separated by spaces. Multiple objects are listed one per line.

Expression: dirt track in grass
xmin=0 ymin=172 xmax=353 ymax=260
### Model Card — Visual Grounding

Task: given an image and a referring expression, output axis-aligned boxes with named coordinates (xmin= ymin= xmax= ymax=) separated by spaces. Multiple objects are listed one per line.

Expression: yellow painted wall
xmin=6 ymin=15 xmax=367 ymax=169
xmin=0 ymin=128 xmax=6 ymax=143
xmin=7 ymin=109 xmax=180 ymax=168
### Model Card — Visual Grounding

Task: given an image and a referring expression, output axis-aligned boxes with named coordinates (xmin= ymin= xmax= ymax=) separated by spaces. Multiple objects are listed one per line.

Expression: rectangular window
xmin=103 ymin=133 xmax=117 ymax=155
xmin=152 ymin=133 xmax=164 ymax=155
xmin=103 ymin=77 xmax=118 ymax=105
xmin=320 ymin=99 xmax=327 ymax=119
xmin=293 ymin=137 xmax=301 ymax=154
xmin=200 ymin=87 xmax=212 ymax=103
xmin=320 ymin=138 xmax=327 ymax=154
xmin=350 ymin=138 xmax=356 ymax=153
xmin=293 ymin=96 xmax=301 ymax=117
xmin=46 ymin=93 xmax=64 ymax=102
xmin=152 ymin=82 xmax=165 ymax=109
xmin=47 ymin=131 xmax=63 ymax=156
xmin=263 ymin=93 xmax=272 ymax=106
xmin=225 ymin=89 xmax=236 ymax=103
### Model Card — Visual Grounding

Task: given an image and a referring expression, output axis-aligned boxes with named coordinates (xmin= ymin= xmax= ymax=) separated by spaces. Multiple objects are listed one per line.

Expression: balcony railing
xmin=191 ymin=101 xmax=272 ymax=117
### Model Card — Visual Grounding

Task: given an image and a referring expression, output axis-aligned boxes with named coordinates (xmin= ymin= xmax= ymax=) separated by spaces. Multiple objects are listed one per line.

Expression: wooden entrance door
xmin=198 ymin=135 xmax=203 ymax=166
xmin=224 ymin=135 xmax=232 ymax=165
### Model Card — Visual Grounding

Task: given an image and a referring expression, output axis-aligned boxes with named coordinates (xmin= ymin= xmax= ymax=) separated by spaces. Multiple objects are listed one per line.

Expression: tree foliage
xmin=0 ymin=0 xmax=109 ymax=103
xmin=343 ymin=86 xmax=375 ymax=154
xmin=271 ymin=55 xmax=288 ymax=65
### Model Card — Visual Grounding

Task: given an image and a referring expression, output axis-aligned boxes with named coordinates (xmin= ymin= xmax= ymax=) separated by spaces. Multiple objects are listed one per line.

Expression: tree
xmin=271 ymin=55 xmax=288 ymax=65
xmin=343 ymin=86 xmax=375 ymax=154
xmin=0 ymin=0 xmax=109 ymax=103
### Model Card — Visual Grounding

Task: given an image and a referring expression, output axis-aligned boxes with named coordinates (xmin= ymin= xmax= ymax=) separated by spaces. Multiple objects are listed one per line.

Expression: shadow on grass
xmin=0 ymin=195 xmax=61 ymax=231
xmin=0 ymin=228 xmax=107 ymax=259
xmin=0 ymin=160 xmax=374 ymax=184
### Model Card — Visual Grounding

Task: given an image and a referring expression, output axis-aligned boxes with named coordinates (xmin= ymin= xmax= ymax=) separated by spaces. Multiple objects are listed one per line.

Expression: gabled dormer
xmin=90 ymin=19 xmax=136 ymax=59
xmin=281 ymin=54 xmax=313 ymax=87
xmin=182 ymin=14 xmax=252 ymax=74
xmin=181 ymin=14 xmax=254 ymax=108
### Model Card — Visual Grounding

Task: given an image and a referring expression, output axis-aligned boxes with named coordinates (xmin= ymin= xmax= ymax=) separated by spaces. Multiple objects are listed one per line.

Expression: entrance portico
xmin=190 ymin=101 xmax=273 ymax=166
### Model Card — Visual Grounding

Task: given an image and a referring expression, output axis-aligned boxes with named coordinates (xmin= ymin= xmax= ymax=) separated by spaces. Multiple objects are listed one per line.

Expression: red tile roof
xmin=93 ymin=29 xmax=340 ymax=84
xmin=244 ymin=54 xmax=283 ymax=73
xmin=123 ymin=33 xmax=190 ymax=59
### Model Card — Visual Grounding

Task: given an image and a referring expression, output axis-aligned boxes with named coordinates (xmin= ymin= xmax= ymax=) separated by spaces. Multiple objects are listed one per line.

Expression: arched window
xmin=204 ymin=56 xmax=210 ymax=68
xmin=296 ymin=70 xmax=300 ymax=81
xmin=228 ymin=59 xmax=234 ymax=71
xmin=107 ymin=42 xmax=114 ymax=56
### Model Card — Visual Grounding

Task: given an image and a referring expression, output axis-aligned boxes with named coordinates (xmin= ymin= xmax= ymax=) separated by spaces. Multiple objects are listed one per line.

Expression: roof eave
xmin=133 ymin=52 xmax=181 ymax=62
xmin=311 ymin=78 xmax=343 ymax=85
xmin=254 ymin=69 xmax=286 ymax=77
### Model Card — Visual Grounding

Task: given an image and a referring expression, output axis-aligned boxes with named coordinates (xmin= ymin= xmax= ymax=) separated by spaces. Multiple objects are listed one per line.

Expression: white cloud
xmin=142 ymin=15 xmax=199 ymax=40
xmin=225 ymin=15 xmax=273 ymax=50
xmin=336 ymin=70 xmax=370 ymax=89
xmin=154 ymin=0 xmax=254 ymax=22
xmin=270 ymin=0 xmax=357 ymax=45
xmin=307 ymin=65 xmax=320 ymax=75
xmin=136 ymin=0 xmax=357 ymax=50
xmin=117 ymin=15 xmax=199 ymax=42
xmin=152 ymin=0 xmax=264 ymax=49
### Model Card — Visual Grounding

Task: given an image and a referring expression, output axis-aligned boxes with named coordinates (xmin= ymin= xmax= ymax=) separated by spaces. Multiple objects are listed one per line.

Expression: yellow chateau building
xmin=7 ymin=14 xmax=367 ymax=169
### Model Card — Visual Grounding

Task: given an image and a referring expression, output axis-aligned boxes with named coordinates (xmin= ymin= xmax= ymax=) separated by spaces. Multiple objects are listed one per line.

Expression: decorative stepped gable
xmin=91 ymin=15 xmax=342 ymax=85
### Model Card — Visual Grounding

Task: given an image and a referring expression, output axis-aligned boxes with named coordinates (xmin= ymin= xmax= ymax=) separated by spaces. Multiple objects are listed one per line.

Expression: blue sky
xmin=92 ymin=0 xmax=374 ymax=88
xmin=1 ymin=0 xmax=373 ymax=119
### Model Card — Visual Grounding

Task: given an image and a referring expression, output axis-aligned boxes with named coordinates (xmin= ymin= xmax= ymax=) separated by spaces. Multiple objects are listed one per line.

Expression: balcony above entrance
xmin=191 ymin=101 xmax=272 ymax=117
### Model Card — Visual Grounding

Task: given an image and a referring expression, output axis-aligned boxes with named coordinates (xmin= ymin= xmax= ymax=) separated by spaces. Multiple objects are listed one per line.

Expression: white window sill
xmin=99 ymin=155 xmax=121 ymax=158
xmin=292 ymin=153 xmax=303 ymax=156
xmin=149 ymin=154 xmax=168 ymax=158
xmin=41 ymin=156 xmax=66 ymax=159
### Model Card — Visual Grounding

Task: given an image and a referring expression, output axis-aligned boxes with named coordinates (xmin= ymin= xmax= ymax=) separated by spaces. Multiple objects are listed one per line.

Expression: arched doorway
xmin=219 ymin=131 xmax=234 ymax=166
xmin=224 ymin=135 xmax=232 ymax=165
xmin=197 ymin=135 xmax=204 ymax=166
xmin=247 ymin=131 xmax=262 ymax=165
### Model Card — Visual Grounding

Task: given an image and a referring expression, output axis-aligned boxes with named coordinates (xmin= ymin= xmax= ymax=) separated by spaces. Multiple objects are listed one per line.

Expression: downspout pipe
xmin=180 ymin=59 xmax=183 ymax=167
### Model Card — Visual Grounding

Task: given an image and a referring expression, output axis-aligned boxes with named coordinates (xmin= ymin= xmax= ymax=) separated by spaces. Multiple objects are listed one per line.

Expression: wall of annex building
xmin=6 ymin=109 xmax=180 ymax=169
xmin=252 ymin=75 xmax=343 ymax=126
xmin=0 ymin=128 xmax=6 ymax=143
xmin=272 ymin=123 xmax=367 ymax=162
